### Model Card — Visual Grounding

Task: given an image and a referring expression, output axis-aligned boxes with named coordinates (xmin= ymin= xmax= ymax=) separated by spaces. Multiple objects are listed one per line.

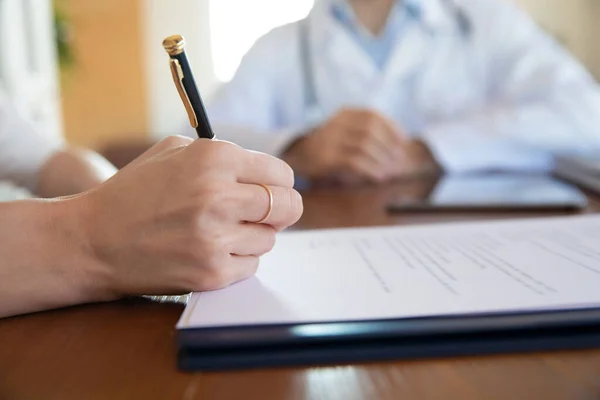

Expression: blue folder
xmin=178 ymin=308 xmax=600 ymax=371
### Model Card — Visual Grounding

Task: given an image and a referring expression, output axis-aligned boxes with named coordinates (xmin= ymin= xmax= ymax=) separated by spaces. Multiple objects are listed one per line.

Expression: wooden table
xmin=2 ymin=181 xmax=600 ymax=400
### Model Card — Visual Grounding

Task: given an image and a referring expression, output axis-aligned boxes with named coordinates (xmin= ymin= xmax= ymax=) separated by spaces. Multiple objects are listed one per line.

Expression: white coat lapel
xmin=311 ymin=0 xmax=377 ymax=83
xmin=326 ymin=26 xmax=377 ymax=84
xmin=378 ymin=24 xmax=432 ymax=87
xmin=373 ymin=0 xmax=462 ymax=94
xmin=305 ymin=1 xmax=378 ymax=117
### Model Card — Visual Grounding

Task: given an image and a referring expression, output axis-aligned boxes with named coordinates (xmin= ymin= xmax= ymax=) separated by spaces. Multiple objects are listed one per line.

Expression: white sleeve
xmin=206 ymin=26 xmax=306 ymax=156
xmin=422 ymin=0 xmax=600 ymax=173
xmin=0 ymin=91 xmax=64 ymax=191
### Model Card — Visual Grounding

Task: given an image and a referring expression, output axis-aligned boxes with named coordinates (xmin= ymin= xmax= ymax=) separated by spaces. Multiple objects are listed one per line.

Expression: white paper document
xmin=178 ymin=216 xmax=600 ymax=329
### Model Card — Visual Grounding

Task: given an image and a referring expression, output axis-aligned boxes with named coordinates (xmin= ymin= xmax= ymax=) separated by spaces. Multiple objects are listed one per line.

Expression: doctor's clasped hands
xmin=283 ymin=108 xmax=440 ymax=184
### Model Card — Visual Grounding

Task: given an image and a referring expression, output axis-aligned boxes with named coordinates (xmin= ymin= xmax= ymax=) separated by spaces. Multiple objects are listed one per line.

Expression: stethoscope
xmin=299 ymin=0 xmax=471 ymax=123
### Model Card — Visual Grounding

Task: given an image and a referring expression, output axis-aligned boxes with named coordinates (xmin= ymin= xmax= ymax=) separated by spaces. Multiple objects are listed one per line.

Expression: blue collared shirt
xmin=330 ymin=0 xmax=422 ymax=70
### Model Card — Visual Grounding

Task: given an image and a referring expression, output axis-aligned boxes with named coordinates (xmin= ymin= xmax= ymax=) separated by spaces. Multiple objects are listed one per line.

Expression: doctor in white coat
xmin=206 ymin=0 xmax=600 ymax=184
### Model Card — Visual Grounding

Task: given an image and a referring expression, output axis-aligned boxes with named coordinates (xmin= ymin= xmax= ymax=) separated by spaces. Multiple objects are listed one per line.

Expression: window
xmin=209 ymin=0 xmax=314 ymax=82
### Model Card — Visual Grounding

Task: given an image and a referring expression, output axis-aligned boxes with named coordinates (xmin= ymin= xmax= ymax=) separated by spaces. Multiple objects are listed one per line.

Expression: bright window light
xmin=209 ymin=0 xmax=314 ymax=82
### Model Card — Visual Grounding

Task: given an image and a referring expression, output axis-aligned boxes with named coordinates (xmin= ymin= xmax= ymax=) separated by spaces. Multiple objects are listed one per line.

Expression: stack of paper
xmin=178 ymin=215 xmax=600 ymax=330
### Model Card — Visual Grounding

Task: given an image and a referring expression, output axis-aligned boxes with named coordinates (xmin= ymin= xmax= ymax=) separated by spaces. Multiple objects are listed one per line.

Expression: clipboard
xmin=176 ymin=215 xmax=600 ymax=372
xmin=178 ymin=308 xmax=600 ymax=371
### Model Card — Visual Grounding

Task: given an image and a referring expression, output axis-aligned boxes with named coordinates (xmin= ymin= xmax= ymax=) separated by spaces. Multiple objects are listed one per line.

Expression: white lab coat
xmin=205 ymin=0 xmax=600 ymax=173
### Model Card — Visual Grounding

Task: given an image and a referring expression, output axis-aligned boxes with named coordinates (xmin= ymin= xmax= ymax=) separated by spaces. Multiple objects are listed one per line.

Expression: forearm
xmin=37 ymin=149 xmax=117 ymax=198
xmin=421 ymin=100 xmax=600 ymax=173
xmin=0 ymin=198 xmax=113 ymax=318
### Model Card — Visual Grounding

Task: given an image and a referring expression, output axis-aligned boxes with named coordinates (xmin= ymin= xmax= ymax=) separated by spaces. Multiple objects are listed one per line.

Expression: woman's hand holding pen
xmin=60 ymin=35 xmax=303 ymax=300
xmin=66 ymin=136 xmax=303 ymax=302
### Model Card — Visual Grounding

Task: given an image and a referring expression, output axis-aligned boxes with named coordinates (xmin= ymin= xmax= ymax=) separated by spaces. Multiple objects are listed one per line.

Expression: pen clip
xmin=169 ymin=59 xmax=199 ymax=129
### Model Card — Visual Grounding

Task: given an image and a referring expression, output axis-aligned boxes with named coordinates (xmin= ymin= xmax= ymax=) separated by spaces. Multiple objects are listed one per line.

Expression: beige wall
xmin=514 ymin=0 xmax=600 ymax=80
xmin=58 ymin=0 xmax=148 ymax=149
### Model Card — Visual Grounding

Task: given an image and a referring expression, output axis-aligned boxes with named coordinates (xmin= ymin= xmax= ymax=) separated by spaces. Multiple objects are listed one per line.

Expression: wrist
xmin=0 ymin=197 xmax=117 ymax=317
xmin=51 ymin=194 xmax=119 ymax=305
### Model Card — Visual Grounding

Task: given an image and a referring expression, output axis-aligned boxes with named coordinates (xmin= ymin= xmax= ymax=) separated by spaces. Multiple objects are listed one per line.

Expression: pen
xmin=162 ymin=34 xmax=215 ymax=139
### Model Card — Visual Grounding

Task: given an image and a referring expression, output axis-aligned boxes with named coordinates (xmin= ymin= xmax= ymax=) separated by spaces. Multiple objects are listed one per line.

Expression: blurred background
xmin=1 ymin=0 xmax=599 ymax=158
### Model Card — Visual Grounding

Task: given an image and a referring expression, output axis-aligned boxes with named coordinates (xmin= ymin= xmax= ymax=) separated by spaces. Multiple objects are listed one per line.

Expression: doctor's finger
xmin=373 ymin=125 xmax=406 ymax=157
xmin=342 ymin=154 xmax=389 ymax=183
xmin=349 ymin=109 xmax=404 ymax=139
xmin=348 ymin=127 xmax=397 ymax=162
xmin=379 ymin=122 xmax=406 ymax=151
xmin=363 ymin=114 xmax=406 ymax=148
xmin=345 ymin=140 xmax=394 ymax=168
